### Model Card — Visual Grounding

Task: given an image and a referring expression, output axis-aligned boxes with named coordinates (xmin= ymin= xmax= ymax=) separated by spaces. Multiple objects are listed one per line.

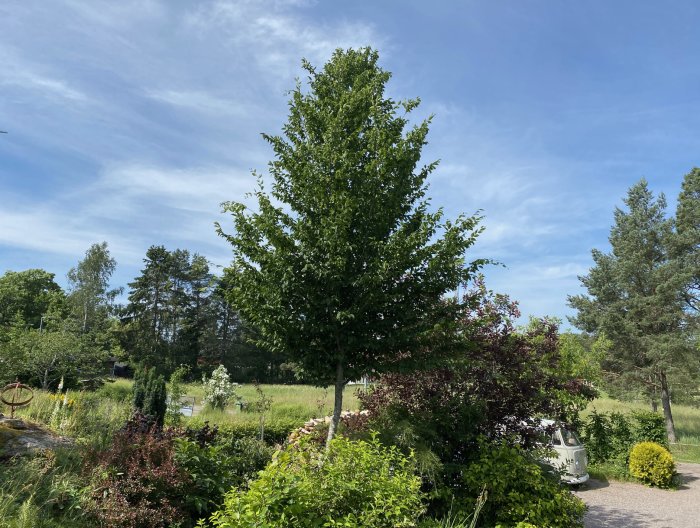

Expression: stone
xmin=0 ymin=417 xmax=72 ymax=459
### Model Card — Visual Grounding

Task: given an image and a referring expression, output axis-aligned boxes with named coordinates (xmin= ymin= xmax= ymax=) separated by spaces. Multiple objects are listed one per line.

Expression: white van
xmin=540 ymin=419 xmax=589 ymax=485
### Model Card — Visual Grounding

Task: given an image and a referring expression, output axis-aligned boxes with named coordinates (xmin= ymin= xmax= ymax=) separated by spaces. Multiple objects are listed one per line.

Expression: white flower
xmin=202 ymin=365 xmax=237 ymax=410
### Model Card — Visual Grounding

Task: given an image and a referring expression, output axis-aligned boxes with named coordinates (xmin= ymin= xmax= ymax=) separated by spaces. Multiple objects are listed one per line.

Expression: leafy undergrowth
xmin=583 ymin=397 xmax=700 ymax=463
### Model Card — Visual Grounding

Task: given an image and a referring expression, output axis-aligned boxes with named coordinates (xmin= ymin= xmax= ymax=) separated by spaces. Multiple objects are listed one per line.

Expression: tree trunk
xmin=326 ymin=360 xmax=344 ymax=447
xmin=651 ymin=399 xmax=658 ymax=412
xmin=659 ymin=371 xmax=678 ymax=443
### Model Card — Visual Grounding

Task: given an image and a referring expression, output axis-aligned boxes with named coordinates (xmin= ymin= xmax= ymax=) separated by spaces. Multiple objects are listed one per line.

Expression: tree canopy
xmin=218 ymin=47 xmax=486 ymax=441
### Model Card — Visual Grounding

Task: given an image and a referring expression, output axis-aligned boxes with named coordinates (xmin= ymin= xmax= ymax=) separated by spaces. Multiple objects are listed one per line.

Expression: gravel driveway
xmin=573 ymin=462 xmax=700 ymax=527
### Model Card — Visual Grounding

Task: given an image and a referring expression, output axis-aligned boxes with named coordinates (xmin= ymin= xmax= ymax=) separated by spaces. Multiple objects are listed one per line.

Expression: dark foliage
xmin=358 ymin=283 xmax=593 ymax=514
xmin=132 ymin=367 xmax=167 ymax=426
xmin=183 ymin=420 xmax=220 ymax=447
xmin=87 ymin=416 xmax=275 ymax=528
xmin=87 ymin=415 xmax=190 ymax=528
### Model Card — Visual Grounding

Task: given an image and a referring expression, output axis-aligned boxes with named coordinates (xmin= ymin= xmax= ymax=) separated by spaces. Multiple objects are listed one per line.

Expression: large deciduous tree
xmin=0 ymin=269 xmax=63 ymax=331
xmin=67 ymin=242 xmax=121 ymax=333
xmin=569 ymin=179 xmax=696 ymax=443
xmin=217 ymin=48 xmax=485 ymax=443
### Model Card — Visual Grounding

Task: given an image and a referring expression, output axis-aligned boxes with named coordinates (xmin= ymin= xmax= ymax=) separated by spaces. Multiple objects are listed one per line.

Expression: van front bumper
xmin=562 ymin=473 xmax=589 ymax=485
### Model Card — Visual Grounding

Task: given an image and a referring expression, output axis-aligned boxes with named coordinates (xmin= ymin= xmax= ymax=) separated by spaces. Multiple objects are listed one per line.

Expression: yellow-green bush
xmin=629 ymin=442 xmax=675 ymax=487
xmin=204 ymin=435 xmax=424 ymax=527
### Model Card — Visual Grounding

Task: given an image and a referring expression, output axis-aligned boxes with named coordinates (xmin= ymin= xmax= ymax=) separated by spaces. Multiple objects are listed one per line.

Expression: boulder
xmin=0 ymin=416 xmax=72 ymax=459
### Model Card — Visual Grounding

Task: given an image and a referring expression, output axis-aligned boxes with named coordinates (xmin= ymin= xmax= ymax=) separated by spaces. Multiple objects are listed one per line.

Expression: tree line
xmin=0 ymin=243 xmax=292 ymax=389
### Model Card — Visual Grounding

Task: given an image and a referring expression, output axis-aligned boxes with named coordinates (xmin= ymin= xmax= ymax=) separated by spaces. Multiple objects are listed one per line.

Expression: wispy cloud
xmin=3 ymin=0 xmax=697 ymax=325
xmin=0 ymin=47 xmax=89 ymax=103
xmin=184 ymin=0 xmax=385 ymax=81
xmin=145 ymin=90 xmax=251 ymax=117
xmin=94 ymin=164 xmax=253 ymax=214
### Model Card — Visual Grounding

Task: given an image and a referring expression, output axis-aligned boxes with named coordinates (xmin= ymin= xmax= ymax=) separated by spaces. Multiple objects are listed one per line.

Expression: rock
xmin=0 ymin=417 xmax=73 ymax=459
xmin=1 ymin=418 xmax=28 ymax=430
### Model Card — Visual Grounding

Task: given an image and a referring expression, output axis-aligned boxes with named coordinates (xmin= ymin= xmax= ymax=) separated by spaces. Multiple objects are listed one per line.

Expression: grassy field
xmin=189 ymin=382 xmax=363 ymax=425
xmin=7 ymin=379 xmax=364 ymax=440
xmin=584 ymin=397 xmax=700 ymax=463
xmin=87 ymin=378 xmax=364 ymax=427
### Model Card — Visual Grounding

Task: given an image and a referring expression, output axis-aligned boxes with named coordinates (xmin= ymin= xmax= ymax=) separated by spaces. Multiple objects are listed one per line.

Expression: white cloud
xmin=0 ymin=47 xmax=88 ymax=103
xmin=183 ymin=0 xmax=385 ymax=80
xmin=145 ymin=90 xmax=251 ymax=117
xmin=95 ymin=164 xmax=253 ymax=214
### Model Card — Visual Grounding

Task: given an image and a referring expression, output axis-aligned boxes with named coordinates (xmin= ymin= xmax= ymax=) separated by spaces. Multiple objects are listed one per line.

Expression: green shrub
xmin=632 ymin=411 xmax=668 ymax=447
xmin=189 ymin=419 xmax=299 ymax=446
xmin=174 ymin=434 xmax=273 ymax=519
xmin=144 ymin=375 xmax=167 ymax=426
xmin=461 ymin=442 xmax=585 ymax=528
xmin=582 ymin=409 xmax=668 ymax=473
xmin=204 ymin=435 xmax=425 ymax=528
xmin=418 ymin=491 xmax=486 ymax=528
xmin=174 ymin=438 xmax=241 ymax=518
xmin=628 ymin=441 xmax=675 ymax=487
xmin=132 ymin=367 xmax=147 ymax=410
xmin=166 ymin=366 xmax=190 ymax=425
xmin=131 ymin=368 xmax=167 ymax=426
xmin=583 ymin=409 xmax=611 ymax=464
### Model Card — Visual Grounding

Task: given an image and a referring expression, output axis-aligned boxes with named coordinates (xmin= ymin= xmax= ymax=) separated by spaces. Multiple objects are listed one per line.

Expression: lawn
xmin=80 ymin=378 xmax=364 ymax=428
xmin=187 ymin=382 xmax=363 ymax=426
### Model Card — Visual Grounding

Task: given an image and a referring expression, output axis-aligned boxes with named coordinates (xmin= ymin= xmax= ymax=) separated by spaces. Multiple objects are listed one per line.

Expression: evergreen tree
xmin=569 ymin=179 xmax=694 ymax=442
xmin=673 ymin=168 xmax=700 ymax=314
xmin=132 ymin=366 xmax=147 ymax=410
xmin=143 ymin=372 xmax=167 ymax=426
xmin=124 ymin=246 xmax=173 ymax=367
xmin=217 ymin=48 xmax=485 ymax=443
xmin=132 ymin=366 xmax=167 ymax=426
xmin=124 ymin=246 xmax=264 ymax=377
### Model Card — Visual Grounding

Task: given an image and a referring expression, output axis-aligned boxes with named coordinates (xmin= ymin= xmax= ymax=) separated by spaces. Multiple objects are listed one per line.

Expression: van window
xmin=551 ymin=432 xmax=562 ymax=446
xmin=561 ymin=428 xmax=581 ymax=446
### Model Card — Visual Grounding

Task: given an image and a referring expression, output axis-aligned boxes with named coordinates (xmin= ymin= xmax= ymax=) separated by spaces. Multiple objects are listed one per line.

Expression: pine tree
xmin=570 ymin=179 xmax=695 ymax=442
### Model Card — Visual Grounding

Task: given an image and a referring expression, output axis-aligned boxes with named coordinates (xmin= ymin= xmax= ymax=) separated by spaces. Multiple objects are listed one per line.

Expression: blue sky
xmin=1 ymin=0 xmax=699 ymax=324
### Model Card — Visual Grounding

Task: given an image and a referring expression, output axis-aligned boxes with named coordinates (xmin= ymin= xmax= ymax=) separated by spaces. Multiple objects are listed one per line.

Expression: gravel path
xmin=573 ymin=462 xmax=700 ymax=527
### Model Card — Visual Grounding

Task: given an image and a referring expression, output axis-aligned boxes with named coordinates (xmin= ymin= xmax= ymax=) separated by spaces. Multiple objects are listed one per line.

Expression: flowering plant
xmin=202 ymin=365 xmax=238 ymax=410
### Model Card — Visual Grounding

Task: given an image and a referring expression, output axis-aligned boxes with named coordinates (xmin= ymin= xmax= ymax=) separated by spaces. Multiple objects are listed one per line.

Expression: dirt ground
xmin=573 ymin=462 xmax=700 ymax=528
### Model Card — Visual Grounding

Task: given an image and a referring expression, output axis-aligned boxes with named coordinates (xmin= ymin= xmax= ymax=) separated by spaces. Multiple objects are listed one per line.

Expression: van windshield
xmin=561 ymin=428 xmax=581 ymax=446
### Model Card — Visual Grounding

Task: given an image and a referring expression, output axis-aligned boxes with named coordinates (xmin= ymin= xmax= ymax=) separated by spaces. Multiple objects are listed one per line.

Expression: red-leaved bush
xmin=357 ymin=282 xmax=594 ymax=515
xmin=87 ymin=413 xmax=191 ymax=528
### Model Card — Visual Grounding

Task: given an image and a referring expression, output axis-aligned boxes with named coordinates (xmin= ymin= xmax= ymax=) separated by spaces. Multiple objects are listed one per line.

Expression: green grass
xmin=7 ymin=380 xmax=363 ymax=432
xmin=89 ymin=379 xmax=363 ymax=427
xmin=13 ymin=387 xmax=131 ymax=450
xmin=185 ymin=382 xmax=363 ymax=426
xmin=584 ymin=397 xmax=700 ymax=463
